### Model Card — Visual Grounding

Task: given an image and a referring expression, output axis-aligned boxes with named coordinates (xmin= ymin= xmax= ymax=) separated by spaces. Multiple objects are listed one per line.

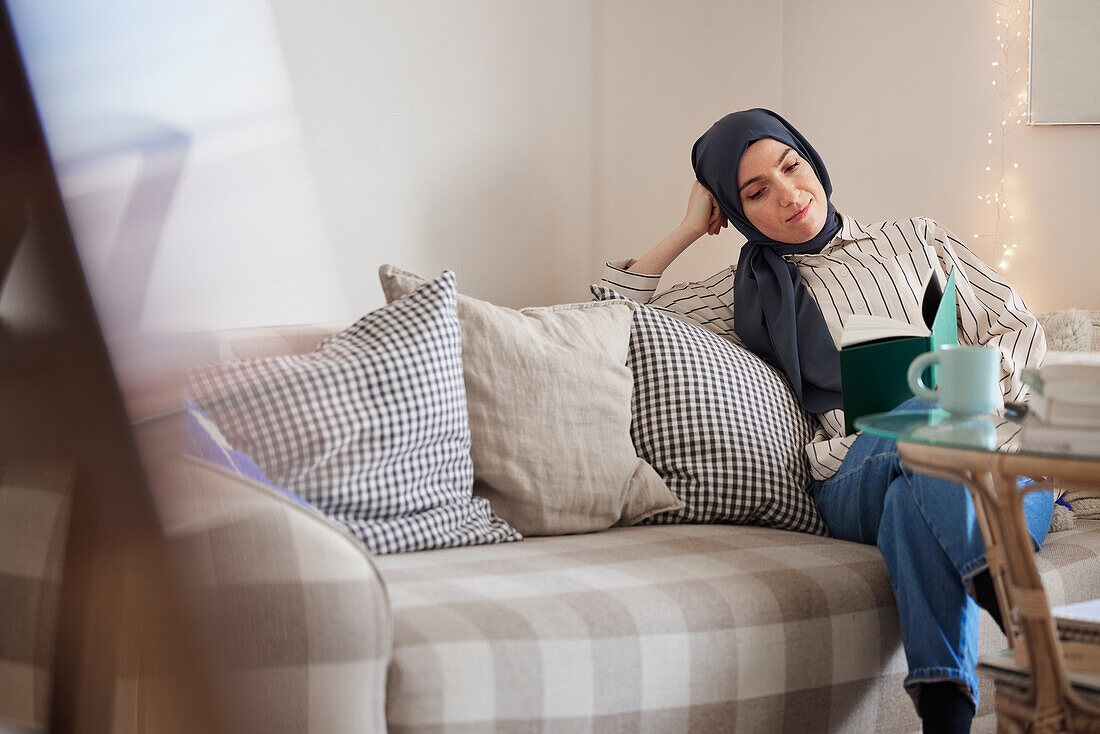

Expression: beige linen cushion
xmin=379 ymin=265 xmax=682 ymax=535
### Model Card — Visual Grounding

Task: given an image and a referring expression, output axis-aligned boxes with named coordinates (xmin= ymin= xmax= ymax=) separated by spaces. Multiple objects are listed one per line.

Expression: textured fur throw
xmin=1037 ymin=308 xmax=1095 ymax=352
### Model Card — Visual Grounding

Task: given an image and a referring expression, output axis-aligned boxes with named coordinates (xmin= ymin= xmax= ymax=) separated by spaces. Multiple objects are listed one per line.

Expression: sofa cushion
xmin=379 ymin=265 xmax=682 ymax=537
xmin=373 ymin=519 xmax=1100 ymax=733
xmin=591 ymin=284 xmax=827 ymax=535
xmin=183 ymin=398 xmax=313 ymax=510
xmin=188 ymin=270 xmax=519 ymax=554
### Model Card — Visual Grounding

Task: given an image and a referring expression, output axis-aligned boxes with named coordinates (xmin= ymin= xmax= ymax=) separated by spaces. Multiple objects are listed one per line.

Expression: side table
xmin=857 ymin=410 xmax=1100 ymax=733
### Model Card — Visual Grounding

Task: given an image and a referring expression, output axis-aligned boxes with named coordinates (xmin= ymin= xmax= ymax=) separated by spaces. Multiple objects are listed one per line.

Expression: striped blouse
xmin=599 ymin=213 xmax=1047 ymax=481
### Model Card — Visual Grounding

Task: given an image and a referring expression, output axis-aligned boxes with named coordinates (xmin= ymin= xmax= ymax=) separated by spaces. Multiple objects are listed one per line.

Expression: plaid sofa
xmin=374 ymin=521 xmax=1100 ymax=733
xmin=3 ymin=313 xmax=1099 ymax=733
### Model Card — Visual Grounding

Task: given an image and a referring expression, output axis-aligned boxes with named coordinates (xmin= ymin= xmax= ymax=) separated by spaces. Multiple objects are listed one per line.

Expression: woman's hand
xmin=682 ymin=181 xmax=727 ymax=238
xmin=625 ymin=181 xmax=728 ymax=275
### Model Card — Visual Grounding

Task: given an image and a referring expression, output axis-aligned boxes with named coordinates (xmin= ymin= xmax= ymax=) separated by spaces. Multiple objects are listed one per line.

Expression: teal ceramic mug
xmin=906 ymin=344 xmax=1000 ymax=416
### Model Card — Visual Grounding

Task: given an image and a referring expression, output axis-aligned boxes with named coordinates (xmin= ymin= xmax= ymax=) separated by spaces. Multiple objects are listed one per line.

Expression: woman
xmin=600 ymin=108 xmax=1053 ymax=734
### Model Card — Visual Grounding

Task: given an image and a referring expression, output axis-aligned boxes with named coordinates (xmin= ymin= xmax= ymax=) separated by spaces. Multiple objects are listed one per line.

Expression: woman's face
xmin=737 ymin=137 xmax=828 ymax=244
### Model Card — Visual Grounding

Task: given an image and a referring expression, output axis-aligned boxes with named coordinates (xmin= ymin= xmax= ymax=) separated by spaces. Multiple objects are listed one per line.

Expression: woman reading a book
xmin=599 ymin=108 xmax=1053 ymax=734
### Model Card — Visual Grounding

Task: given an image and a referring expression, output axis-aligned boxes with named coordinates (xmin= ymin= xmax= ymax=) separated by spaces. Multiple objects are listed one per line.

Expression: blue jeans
xmin=811 ymin=396 xmax=1054 ymax=707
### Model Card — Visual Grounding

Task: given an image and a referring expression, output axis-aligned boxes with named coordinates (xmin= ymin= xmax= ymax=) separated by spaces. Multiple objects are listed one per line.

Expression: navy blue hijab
xmin=691 ymin=108 xmax=843 ymax=414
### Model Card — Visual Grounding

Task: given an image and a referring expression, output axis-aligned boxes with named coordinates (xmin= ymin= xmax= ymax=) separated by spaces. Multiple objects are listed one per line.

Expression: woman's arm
xmin=596 ymin=181 xmax=738 ymax=343
xmin=627 ymin=181 xmax=726 ymax=275
xmin=626 ymin=224 xmax=701 ymax=275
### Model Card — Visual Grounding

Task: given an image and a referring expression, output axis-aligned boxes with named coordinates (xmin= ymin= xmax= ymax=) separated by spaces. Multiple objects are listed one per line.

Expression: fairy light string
xmin=975 ymin=0 xmax=1028 ymax=270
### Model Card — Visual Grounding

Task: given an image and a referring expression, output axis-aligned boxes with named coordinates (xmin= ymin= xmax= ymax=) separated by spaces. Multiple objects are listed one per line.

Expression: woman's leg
xmin=812 ymin=397 xmax=1054 ymax=716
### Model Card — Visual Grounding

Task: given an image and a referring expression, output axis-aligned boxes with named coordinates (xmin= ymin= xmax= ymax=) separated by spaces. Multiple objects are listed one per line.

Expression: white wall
xmin=267 ymin=0 xmax=783 ymax=314
xmin=781 ymin=0 xmax=1100 ymax=312
xmin=589 ymin=0 xmax=783 ymax=292
xmin=29 ymin=0 xmax=1093 ymax=333
xmin=268 ymin=0 xmax=597 ymax=311
xmin=273 ymin=0 xmax=1098 ymax=321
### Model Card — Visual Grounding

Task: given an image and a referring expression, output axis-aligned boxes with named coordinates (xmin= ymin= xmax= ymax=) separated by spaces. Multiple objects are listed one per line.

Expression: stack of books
xmin=1020 ymin=353 xmax=1100 ymax=455
xmin=1055 ymin=598 xmax=1100 ymax=676
xmin=977 ymin=597 xmax=1100 ymax=693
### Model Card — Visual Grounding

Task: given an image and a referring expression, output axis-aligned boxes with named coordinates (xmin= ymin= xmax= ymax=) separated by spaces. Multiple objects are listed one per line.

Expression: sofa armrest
xmin=126 ymin=455 xmax=393 ymax=734
xmin=209 ymin=323 xmax=348 ymax=361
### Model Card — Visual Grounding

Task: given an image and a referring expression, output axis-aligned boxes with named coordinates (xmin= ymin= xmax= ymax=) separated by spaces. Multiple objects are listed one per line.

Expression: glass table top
xmin=855 ymin=410 xmax=1100 ymax=462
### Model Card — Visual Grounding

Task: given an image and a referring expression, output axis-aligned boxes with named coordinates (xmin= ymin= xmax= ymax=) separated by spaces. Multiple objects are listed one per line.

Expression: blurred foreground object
xmin=0 ymin=4 xmax=225 ymax=731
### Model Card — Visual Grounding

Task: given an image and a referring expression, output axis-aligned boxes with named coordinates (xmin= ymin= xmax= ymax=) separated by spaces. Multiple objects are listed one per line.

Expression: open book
xmin=840 ymin=267 xmax=948 ymax=348
xmin=839 ymin=267 xmax=958 ymax=434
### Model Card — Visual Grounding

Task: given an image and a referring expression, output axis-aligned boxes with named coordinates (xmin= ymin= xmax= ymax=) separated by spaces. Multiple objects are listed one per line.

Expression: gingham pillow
xmin=591 ymin=284 xmax=827 ymax=535
xmin=183 ymin=398 xmax=314 ymax=510
xmin=188 ymin=271 xmax=520 ymax=554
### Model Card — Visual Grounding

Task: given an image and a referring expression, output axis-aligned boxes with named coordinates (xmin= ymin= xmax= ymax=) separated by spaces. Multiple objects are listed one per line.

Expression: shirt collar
xmin=814 ymin=212 xmax=875 ymax=255
xmin=837 ymin=212 xmax=874 ymax=242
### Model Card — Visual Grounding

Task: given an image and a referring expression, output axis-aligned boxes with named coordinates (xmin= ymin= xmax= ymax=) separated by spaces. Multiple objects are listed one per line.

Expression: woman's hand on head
xmin=682 ymin=181 xmax=727 ymax=239
xmin=630 ymin=182 xmax=721 ymax=275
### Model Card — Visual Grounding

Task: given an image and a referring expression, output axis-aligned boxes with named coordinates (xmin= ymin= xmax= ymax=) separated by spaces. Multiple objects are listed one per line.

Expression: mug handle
xmin=907 ymin=352 xmax=940 ymax=402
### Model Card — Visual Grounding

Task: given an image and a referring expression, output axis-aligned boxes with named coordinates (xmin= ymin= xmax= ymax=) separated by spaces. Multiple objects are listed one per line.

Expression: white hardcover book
xmin=977 ymin=648 xmax=1100 ymax=693
xmin=1020 ymin=418 xmax=1100 ymax=455
xmin=1055 ymin=598 xmax=1100 ymax=637
xmin=1023 ymin=353 xmax=1100 ymax=403
xmin=1029 ymin=393 xmax=1100 ymax=429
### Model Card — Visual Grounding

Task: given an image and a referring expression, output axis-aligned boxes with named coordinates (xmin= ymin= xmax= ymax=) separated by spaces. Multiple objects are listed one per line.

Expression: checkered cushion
xmin=184 ymin=398 xmax=314 ymax=509
xmin=591 ymin=285 xmax=827 ymax=535
xmin=188 ymin=271 xmax=520 ymax=554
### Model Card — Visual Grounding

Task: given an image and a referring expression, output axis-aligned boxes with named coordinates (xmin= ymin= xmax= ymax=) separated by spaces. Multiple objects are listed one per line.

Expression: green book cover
xmin=839 ymin=268 xmax=958 ymax=434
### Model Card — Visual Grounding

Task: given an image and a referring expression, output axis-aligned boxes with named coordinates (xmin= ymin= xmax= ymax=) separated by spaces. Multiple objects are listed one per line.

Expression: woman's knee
xmin=879 ymin=467 xmax=980 ymax=552
xmin=879 ymin=466 xmax=964 ymax=532
xmin=884 ymin=466 xmax=969 ymax=515
xmin=876 ymin=474 xmax=947 ymax=561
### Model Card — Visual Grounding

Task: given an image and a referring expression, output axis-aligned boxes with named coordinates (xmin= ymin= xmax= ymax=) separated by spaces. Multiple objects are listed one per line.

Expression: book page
xmin=840 ymin=315 xmax=930 ymax=348
xmin=920 ymin=267 xmax=944 ymax=330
